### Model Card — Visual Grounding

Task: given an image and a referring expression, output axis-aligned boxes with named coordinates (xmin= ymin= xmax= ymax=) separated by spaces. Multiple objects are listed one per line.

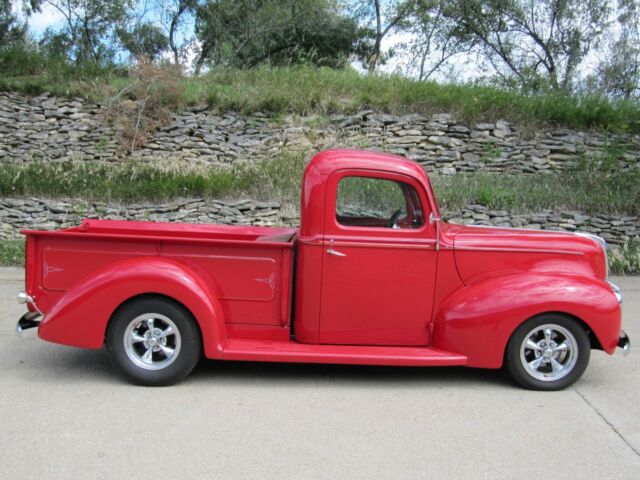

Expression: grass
xmin=0 ymin=239 xmax=24 ymax=266
xmin=0 ymin=153 xmax=307 ymax=206
xmin=1 ymin=155 xmax=639 ymax=216
xmin=1 ymin=48 xmax=639 ymax=133
xmin=431 ymin=169 xmax=640 ymax=216
xmin=609 ymin=241 xmax=640 ymax=275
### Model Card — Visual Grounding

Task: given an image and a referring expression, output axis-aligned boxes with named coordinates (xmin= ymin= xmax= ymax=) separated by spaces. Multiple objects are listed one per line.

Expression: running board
xmin=222 ymin=339 xmax=467 ymax=366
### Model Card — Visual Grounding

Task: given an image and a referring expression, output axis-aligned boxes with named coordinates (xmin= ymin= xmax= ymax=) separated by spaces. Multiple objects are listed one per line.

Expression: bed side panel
xmin=161 ymin=242 xmax=293 ymax=327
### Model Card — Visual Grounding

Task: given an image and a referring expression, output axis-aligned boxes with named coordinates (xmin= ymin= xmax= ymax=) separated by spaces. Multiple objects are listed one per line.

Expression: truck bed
xmin=42 ymin=219 xmax=298 ymax=244
xmin=23 ymin=219 xmax=297 ymax=334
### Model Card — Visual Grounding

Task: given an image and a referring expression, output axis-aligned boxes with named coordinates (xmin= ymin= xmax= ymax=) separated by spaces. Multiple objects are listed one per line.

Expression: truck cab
xmin=295 ymin=149 xmax=440 ymax=346
xmin=17 ymin=149 xmax=629 ymax=390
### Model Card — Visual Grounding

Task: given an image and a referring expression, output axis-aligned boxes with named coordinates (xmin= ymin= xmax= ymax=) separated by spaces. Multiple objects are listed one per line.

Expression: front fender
xmin=431 ymin=273 xmax=621 ymax=368
xmin=38 ymin=257 xmax=226 ymax=359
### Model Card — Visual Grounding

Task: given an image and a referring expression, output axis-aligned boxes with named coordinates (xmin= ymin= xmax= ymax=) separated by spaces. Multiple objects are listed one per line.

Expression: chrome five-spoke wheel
xmin=520 ymin=324 xmax=577 ymax=382
xmin=106 ymin=297 xmax=202 ymax=386
xmin=124 ymin=313 xmax=182 ymax=370
xmin=506 ymin=314 xmax=590 ymax=391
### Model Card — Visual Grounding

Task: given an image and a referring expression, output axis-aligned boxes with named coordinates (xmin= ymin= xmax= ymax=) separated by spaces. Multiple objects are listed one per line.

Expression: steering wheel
xmin=387 ymin=209 xmax=403 ymax=228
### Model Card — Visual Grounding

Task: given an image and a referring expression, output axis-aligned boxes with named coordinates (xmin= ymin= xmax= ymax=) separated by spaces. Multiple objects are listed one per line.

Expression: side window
xmin=336 ymin=176 xmax=425 ymax=229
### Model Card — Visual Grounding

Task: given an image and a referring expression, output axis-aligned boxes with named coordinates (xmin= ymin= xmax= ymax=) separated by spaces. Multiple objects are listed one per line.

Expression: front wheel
xmin=505 ymin=314 xmax=590 ymax=391
xmin=106 ymin=297 xmax=202 ymax=386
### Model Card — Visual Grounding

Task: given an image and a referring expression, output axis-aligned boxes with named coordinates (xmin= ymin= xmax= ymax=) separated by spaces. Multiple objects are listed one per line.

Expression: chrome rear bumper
xmin=618 ymin=330 xmax=630 ymax=356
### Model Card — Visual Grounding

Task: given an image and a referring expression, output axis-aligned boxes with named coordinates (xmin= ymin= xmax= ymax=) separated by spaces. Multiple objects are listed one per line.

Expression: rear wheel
xmin=106 ymin=297 xmax=202 ymax=386
xmin=505 ymin=314 xmax=590 ymax=391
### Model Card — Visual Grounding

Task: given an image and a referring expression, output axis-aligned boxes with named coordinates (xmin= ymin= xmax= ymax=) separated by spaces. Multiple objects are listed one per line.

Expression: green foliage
xmin=430 ymin=169 xmax=640 ymax=216
xmin=609 ymin=241 xmax=640 ymax=275
xmin=1 ymin=60 xmax=640 ymax=131
xmin=1 ymin=155 xmax=638 ymax=217
xmin=438 ymin=0 xmax=612 ymax=94
xmin=347 ymin=0 xmax=417 ymax=71
xmin=181 ymin=66 xmax=640 ymax=132
xmin=0 ymin=154 xmax=307 ymax=204
xmin=0 ymin=0 xmax=27 ymax=46
xmin=117 ymin=23 xmax=168 ymax=61
xmin=38 ymin=0 xmax=133 ymax=65
xmin=0 ymin=44 xmax=127 ymax=99
xmin=194 ymin=0 xmax=361 ymax=73
xmin=0 ymin=239 xmax=24 ymax=266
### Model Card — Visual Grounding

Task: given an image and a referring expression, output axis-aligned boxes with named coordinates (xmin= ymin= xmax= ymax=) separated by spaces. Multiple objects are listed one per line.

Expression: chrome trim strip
xmin=575 ymin=232 xmax=609 ymax=278
xmin=453 ymin=246 xmax=583 ymax=256
xmin=607 ymin=281 xmax=622 ymax=304
xmin=324 ymin=240 xmax=437 ymax=250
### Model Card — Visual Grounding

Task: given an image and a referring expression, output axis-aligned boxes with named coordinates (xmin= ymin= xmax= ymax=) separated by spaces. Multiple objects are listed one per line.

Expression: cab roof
xmin=308 ymin=149 xmax=429 ymax=181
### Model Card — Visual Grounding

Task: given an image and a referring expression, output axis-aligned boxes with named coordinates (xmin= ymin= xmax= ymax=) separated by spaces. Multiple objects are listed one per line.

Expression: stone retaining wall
xmin=1 ymin=197 xmax=637 ymax=245
xmin=0 ymin=198 xmax=280 ymax=240
xmin=2 ymin=91 xmax=640 ymax=174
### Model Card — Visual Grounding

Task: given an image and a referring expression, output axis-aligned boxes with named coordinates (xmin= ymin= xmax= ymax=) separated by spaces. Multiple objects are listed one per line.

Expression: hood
xmin=442 ymin=223 xmax=607 ymax=284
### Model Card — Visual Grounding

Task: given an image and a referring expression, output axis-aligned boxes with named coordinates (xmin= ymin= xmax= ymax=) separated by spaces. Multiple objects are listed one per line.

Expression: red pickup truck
xmin=17 ymin=149 xmax=629 ymax=390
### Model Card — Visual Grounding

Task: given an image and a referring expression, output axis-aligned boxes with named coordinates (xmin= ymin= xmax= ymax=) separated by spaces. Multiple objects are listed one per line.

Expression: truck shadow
xmin=21 ymin=347 xmax=512 ymax=389
xmin=188 ymin=358 xmax=513 ymax=389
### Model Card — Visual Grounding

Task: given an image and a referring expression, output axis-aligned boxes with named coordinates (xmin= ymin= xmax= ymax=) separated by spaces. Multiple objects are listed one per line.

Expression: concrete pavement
xmin=1 ymin=267 xmax=638 ymax=479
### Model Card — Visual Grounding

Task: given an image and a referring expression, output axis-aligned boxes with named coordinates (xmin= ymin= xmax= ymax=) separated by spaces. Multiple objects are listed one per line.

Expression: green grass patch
xmin=431 ymin=169 xmax=640 ymax=216
xmin=0 ymin=239 xmax=24 ymax=266
xmin=1 ymin=54 xmax=639 ymax=133
xmin=1 ymin=155 xmax=639 ymax=216
xmin=0 ymin=153 xmax=307 ymax=205
xmin=610 ymin=242 xmax=640 ymax=275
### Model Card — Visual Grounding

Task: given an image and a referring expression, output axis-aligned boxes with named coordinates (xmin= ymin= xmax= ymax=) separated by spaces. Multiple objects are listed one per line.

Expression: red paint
xmin=20 ymin=149 xmax=624 ymax=371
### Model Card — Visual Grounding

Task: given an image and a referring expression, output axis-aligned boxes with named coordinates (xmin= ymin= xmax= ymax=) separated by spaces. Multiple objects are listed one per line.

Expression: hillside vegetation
xmin=1 ymin=50 xmax=640 ymax=134
xmin=2 ymin=156 xmax=639 ymax=216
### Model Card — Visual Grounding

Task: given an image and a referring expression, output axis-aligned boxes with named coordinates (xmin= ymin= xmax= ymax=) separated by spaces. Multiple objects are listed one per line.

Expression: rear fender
xmin=431 ymin=273 xmax=621 ymax=368
xmin=38 ymin=257 xmax=226 ymax=359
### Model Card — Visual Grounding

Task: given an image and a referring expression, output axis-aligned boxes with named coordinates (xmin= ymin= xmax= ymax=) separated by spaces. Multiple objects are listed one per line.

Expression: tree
xmin=400 ymin=0 xmax=472 ymax=81
xmin=118 ymin=23 xmax=169 ymax=61
xmin=441 ymin=0 xmax=611 ymax=93
xmin=589 ymin=0 xmax=640 ymax=99
xmin=194 ymin=0 xmax=361 ymax=74
xmin=40 ymin=0 xmax=133 ymax=64
xmin=145 ymin=0 xmax=199 ymax=65
xmin=349 ymin=0 xmax=416 ymax=72
xmin=1 ymin=0 xmax=41 ymax=46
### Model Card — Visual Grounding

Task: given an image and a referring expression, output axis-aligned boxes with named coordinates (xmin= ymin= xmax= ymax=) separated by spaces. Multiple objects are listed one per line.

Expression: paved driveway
xmin=1 ymin=267 xmax=638 ymax=479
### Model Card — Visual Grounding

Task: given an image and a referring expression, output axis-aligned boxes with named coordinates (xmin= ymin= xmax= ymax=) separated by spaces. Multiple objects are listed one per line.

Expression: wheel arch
xmin=38 ymin=257 xmax=227 ymax=359
xmin=107 ymin=292 xmax=203 ymax=340
xmin=431 ymin=273 xmax=620 ymax=368
xmin=500 ymin=310 xmax=603 ymax=368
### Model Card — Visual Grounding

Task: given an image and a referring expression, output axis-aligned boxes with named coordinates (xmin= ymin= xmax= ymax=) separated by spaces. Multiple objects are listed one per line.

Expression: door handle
xmin=327 ymin=248 xmax=347 ymax=257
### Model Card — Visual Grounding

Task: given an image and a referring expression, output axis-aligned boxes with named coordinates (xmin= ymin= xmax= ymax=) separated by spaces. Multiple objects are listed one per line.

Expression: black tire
xmin=505 ymin=314 xmax=590 ymax=391
xmin=106 ymin=296 xmax=202 ymax=386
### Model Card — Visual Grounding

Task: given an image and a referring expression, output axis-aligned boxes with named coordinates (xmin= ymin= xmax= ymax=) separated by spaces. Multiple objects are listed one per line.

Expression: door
xmin=319 ymin=171 xmax=438 ymax=346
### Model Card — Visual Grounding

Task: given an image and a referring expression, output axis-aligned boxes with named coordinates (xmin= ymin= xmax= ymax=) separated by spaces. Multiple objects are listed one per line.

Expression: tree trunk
xmin=194 ymin=41 xmax=211 ymax=76
xmin=368 ymin=0 xmax=382 ymax=73
xmin=169 ymin=2 xmax=188 ymax=65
